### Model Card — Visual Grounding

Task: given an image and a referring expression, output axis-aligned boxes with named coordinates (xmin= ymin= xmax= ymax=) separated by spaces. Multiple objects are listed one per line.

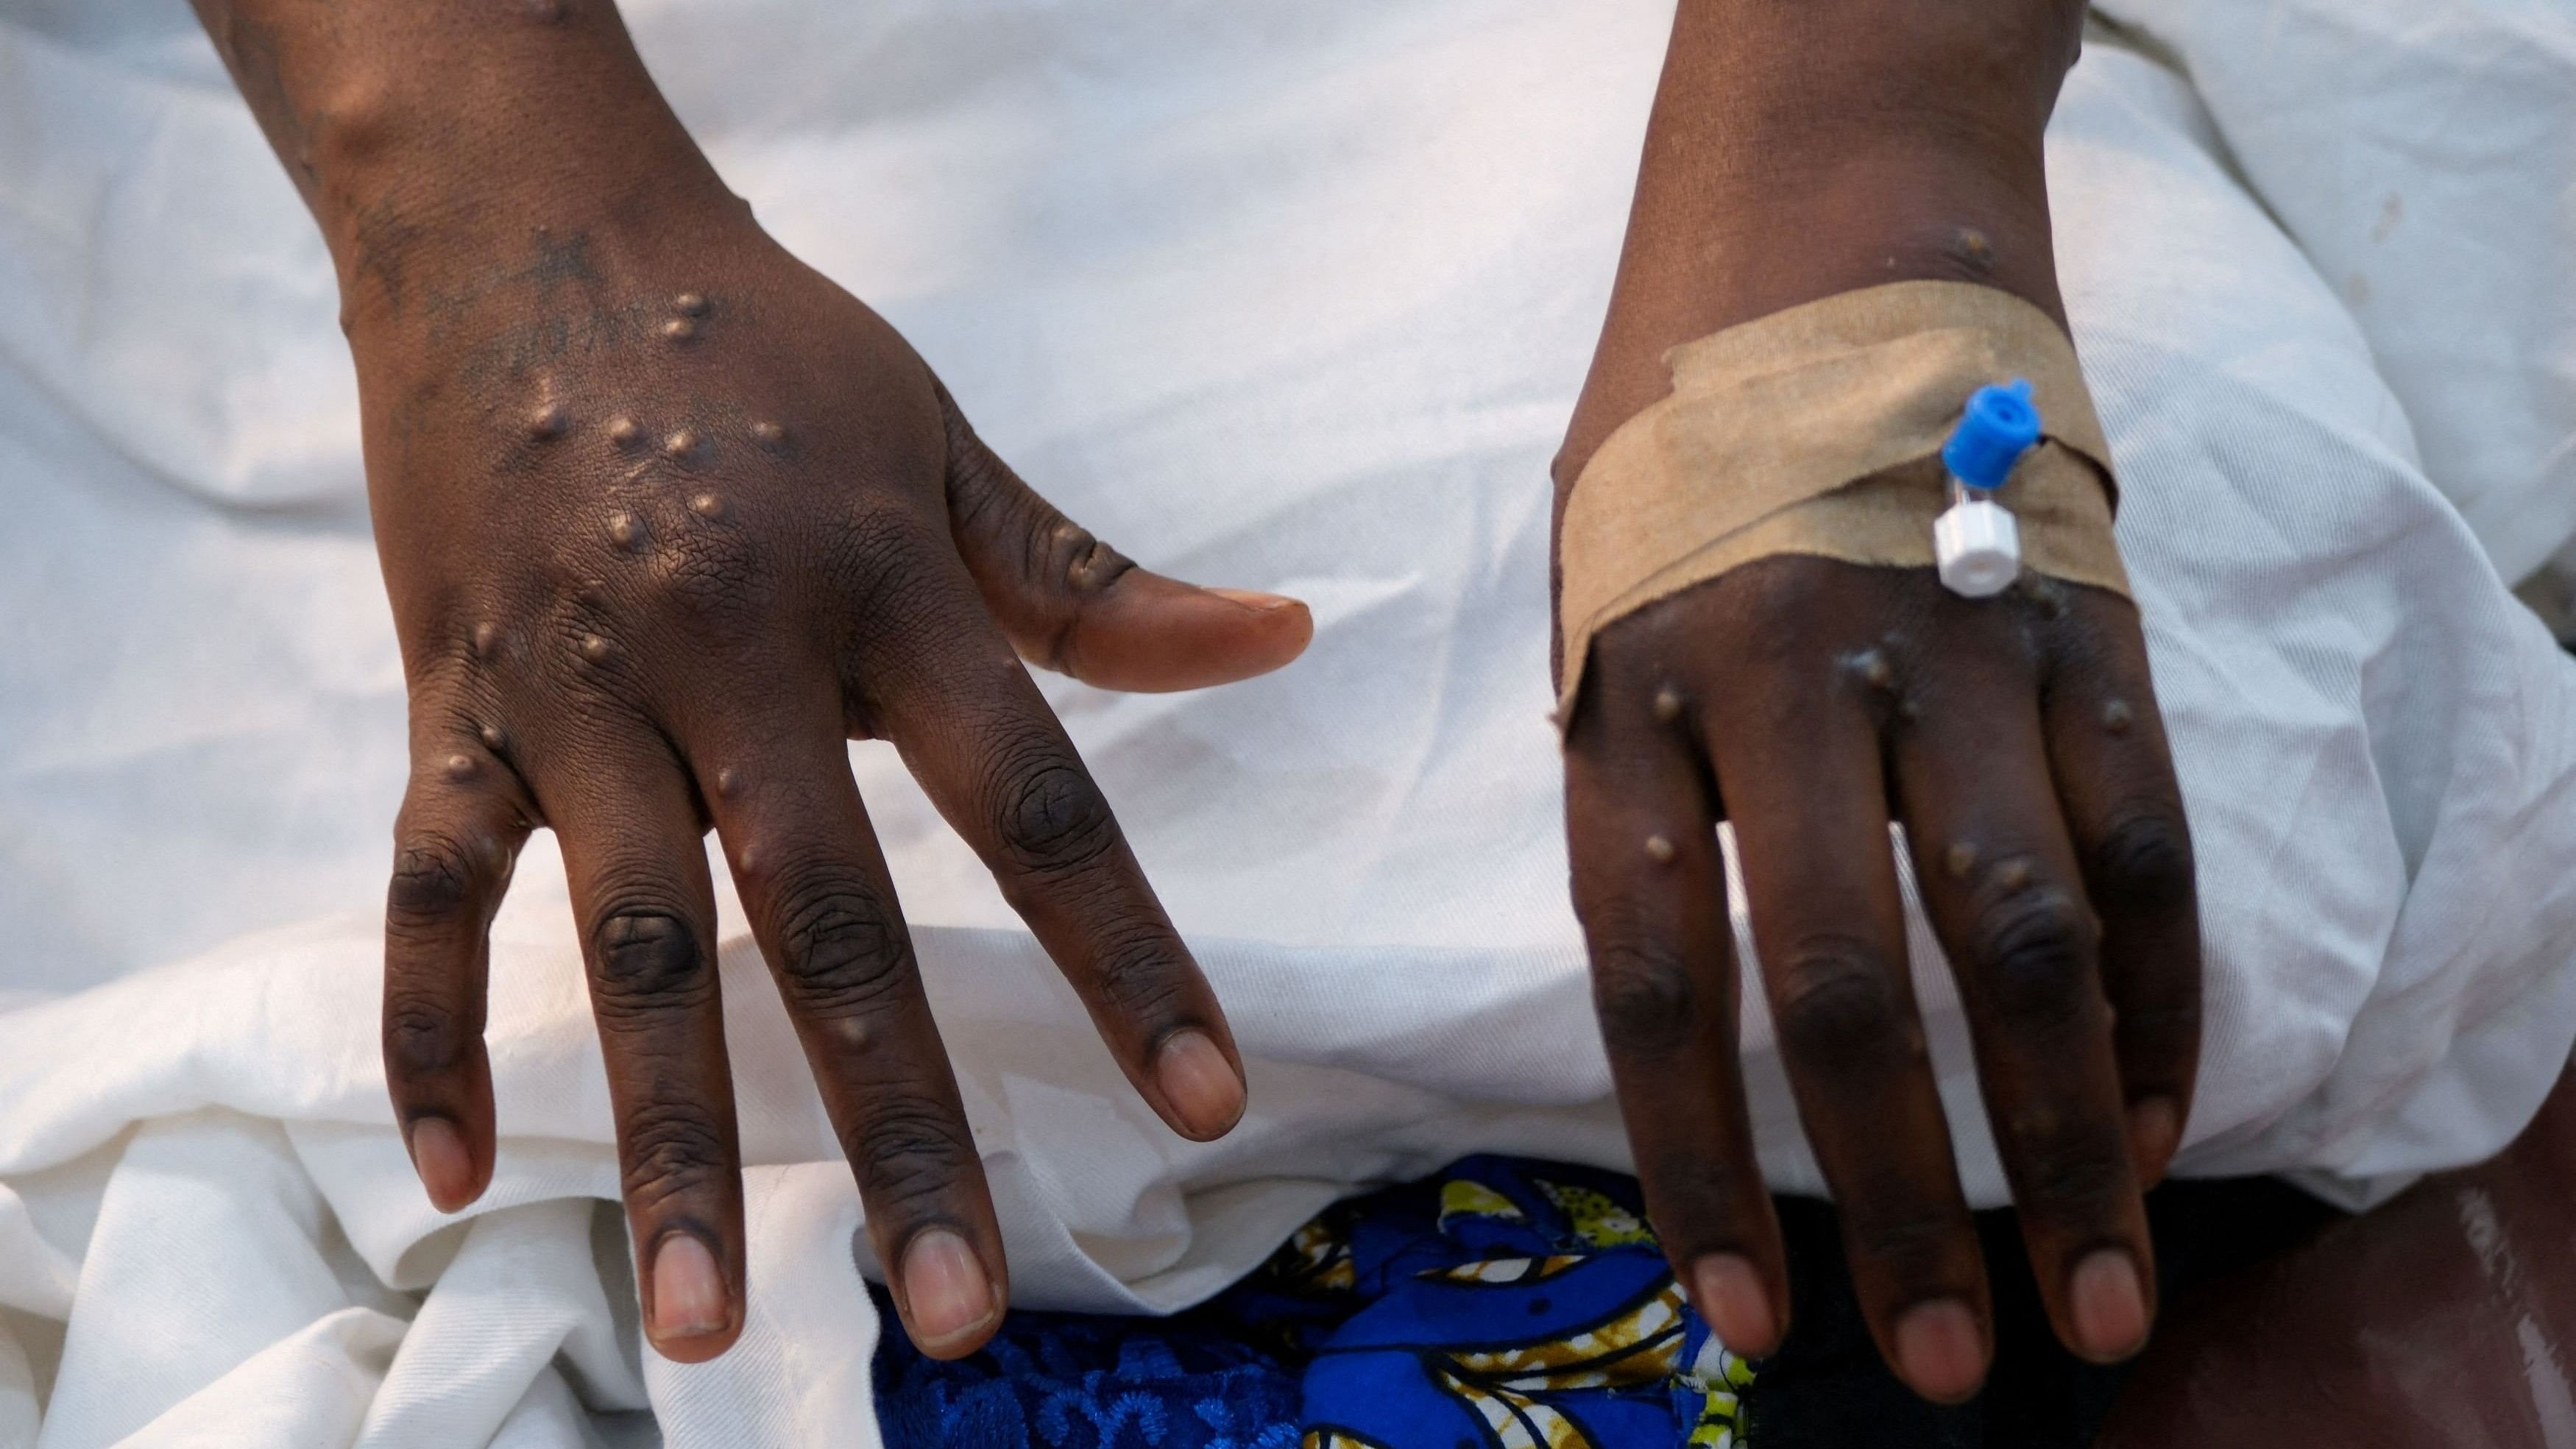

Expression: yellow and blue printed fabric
xmin=873 ymin=1156 xmax=1751 ymax=1448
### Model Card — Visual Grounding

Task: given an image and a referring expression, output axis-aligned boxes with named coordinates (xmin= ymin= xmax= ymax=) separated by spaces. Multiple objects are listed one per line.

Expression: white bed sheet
xmin=1 ymin=1 xmax=2574 ymax=1444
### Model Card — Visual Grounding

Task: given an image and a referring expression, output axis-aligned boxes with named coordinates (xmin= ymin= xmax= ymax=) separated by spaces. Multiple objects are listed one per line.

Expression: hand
xmin=1554 ymin=0 xmax=2195 ymax=1403
xmin=364 ymin=204 xmax=1309 ymax=1362
xmin=1562 ymin=556 xmax=2197 ymax=1398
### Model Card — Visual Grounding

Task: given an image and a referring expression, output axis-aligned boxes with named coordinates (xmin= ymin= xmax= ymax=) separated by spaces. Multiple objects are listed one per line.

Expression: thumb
xmin=934 ymin=382 xmax=1312 ymax=693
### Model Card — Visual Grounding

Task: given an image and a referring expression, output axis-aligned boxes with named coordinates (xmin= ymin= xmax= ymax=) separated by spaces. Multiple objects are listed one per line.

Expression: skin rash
xmin=180 ymin=0 xmax=2237 ymax=1416
xmin=1556 ymin=0 xmax=2197 ymax=1406
xmin=190 ymin=0 xmax=1312 ymax=1367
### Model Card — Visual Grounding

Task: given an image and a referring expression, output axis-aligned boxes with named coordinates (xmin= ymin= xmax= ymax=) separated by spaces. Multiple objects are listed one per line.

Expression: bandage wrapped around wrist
xmin=1555 ymin=280 xmax=2131 ymax=730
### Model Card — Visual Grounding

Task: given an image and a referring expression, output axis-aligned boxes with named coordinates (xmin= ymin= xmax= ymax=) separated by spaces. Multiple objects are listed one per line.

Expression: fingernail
xmin=1894 ymin=1299 xmax=1986 ymax=1403
xmin=2129 ymin=1097 xmax=2182 ymax=1185
xmin=1207 ymin=587 xmax=1303 ymax=614
xmin=1155 ymin=1030 xmax=1245 ymax=1138
xmin=901 ymin=1228 xmax=997 ymax=1351
xmin=1691 ymin=1254 xmax=1779 ymax=1356
xmin=2070 ymin=1249 xmax=2150 ymax=1360
xmin=649 ymin=1234 xmax=731 ymax=1341
xmin=406 ymin=1117 xmax=474 ymax=1211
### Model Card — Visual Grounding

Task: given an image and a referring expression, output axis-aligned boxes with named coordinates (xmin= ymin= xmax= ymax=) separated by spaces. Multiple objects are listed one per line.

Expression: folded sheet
xmin=3 ymin=1 xmax=2574 ymax=1444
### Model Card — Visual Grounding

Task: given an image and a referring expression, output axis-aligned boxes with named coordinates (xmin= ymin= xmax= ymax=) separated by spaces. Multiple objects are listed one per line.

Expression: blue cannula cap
xmin=1942 ymin=378 xmax=2042 ymax=492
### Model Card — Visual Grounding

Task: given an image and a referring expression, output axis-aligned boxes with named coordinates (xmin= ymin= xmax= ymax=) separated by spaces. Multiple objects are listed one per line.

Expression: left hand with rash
xmin=1556 ymin=0 xmax=2201 ymax=1403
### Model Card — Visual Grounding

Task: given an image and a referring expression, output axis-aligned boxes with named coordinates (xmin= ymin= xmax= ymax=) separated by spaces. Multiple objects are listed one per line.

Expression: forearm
xmin=1560 ymin=0 xmax=2086 ymax=482
xmin=188 ymin=0 xmax=734 ymax=331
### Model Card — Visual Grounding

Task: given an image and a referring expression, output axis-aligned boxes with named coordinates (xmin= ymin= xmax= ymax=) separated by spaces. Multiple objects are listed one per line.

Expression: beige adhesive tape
xmin=1557 ymin=280 xmax=2130 ymax=731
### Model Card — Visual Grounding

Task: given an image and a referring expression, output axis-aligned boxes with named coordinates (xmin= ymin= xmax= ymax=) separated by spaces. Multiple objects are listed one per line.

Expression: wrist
xmin=197 ymin=0 xmax=736 ymax=331
xmin=1557 ymin=0 xmax=2082 ymax=487
xmin=322 ymin=142 xmax=740 ymax=341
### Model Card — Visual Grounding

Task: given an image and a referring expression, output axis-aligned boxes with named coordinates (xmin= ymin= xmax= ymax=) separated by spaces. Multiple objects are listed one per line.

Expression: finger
xmin=542 ymin=729 xmax=744 ymax=1363
xmin=691 ymin=694 xmax=1007 ymax=1359
xmin=856 ymin=576 xmax=1247 ymax=1144
xmin=933 ymin=379 xmax=1312 ymax=692
xmin=2039 ymin=588 xmax=2201 ymax=1188
xmin=1886 ymin=612 xmax=2154 ymax=1367
xmin=1699 ymin=609 xmax=1991 ymax=1403
xmin=1565 ymin=656 xmax=1786 ymax=1358
xmin=383 ymin=725 xmax=531 ymax=1214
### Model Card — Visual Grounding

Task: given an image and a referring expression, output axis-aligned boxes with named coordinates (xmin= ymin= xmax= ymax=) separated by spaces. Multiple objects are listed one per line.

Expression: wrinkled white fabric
xmin=1 ymin=1 xmax=2574 ymax=1444
xmin=2092 ymin=0 xmax=2576 ymax=586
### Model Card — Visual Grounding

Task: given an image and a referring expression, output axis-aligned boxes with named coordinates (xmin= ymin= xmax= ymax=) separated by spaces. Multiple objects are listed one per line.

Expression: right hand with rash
xmin=191 ymin=0 xmax=1311 ymax=1362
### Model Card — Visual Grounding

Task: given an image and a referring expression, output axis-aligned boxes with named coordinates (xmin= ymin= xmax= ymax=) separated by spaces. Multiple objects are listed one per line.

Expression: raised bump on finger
xmin=689 ymin=703 xmax=1009 ymax=1358
xmin=383 ymin=731 xmax=531 ymax=1214
xmin=1889 ymin=637 xmax=2154 ymax=1366
xmin=1688 ymin=562 xmax=1991 ymax=1400
xmin=2036 ymin=589 xmax=2202 ymax=1189
xmin=1565 ymin=632 xmax=1787 ymax=1356
xmin=933 ymin=380 xmax=1309 ymax=692
xmin=854 ymin=585 xmax=1245 ymax=1144
xmin=544 ymin=741 xmax=746 ymax=1363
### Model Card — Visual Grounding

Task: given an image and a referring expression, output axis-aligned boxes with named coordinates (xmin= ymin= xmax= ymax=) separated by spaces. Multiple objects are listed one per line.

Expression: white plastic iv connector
xmin=1934 ymin=494 xmax=2020 ymax=598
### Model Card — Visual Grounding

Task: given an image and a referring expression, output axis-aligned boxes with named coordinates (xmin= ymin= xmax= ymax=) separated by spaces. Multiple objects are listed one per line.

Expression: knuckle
xmin=1716 ymin=557 xmax=1844 ymax=664
xmin=381 ymin=988 xmax=470 ymax=1077
xmin=2092 ymin=811 xmax=2195 ymax=917
xmin=851 ymin=1099 xmax=977 ymax=1216
xmin=618 ymin=1100 xmax=731 ymax=1209
xmin=991 ymin=743 xmax=1117 ymax=876
xmin=1728 ymin=553 xmax=1833 ymax=620
xmin=1590 ymin=938 xmax=1699 ymax=1058
xmin=386 ymin=833 xmax=498 ymax=931
xmin=652 ymin=536 xmax=763 ymax=628
xmin=589 ymin=910 xmax=715 ymax=1013
xmin=1970 ymin=886 xmax=2097 ymax=1028
xmin=827 ymin=508 xmax=941 ymax=626
xmin=774 ymin=882 xmax=914 ymax=1017
xmin=1038 ymin=521 xmax=1132 ymax=598
xmin=1772 ymin=940 xmax=1909 ymax=1069
xmin=1083 ymin=922 xmax=1189 ymax=1021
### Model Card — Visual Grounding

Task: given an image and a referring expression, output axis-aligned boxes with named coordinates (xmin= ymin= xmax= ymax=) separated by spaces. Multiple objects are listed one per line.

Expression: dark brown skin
xmin=1559 ymin=0 xmax=2201 ymax=1403
xmin=187 ymin=0 xmax=2196 ymax=1401
xmin=2106 ymin=1052 xmax=2576 ymax=1445
xmin=188 ymin=0 xmax=1312 ymax=1364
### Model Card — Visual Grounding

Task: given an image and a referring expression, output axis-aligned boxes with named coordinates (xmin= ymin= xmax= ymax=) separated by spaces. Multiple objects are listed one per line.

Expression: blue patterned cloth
xmin=873 ymin=1156 xmax=1749 ymax=1449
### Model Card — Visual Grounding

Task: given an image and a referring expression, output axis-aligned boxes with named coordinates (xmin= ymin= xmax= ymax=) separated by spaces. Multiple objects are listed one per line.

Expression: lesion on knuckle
xmin=1970 ymin=887 xmax=2097 ymax=1027
xmin=1772 ymin=940 xmax=1907 ymax=1067
xmin=617 ymin=1102 xmax=731 ymax=1208
xmin=2092 ymin=810 xmax=2196 ymax=916
xmin=589 ymin=910 xmax=715 ymax=1013
xmin=990 ymin=745 xmax=1118 ymax=877
xmin=851 ymin=1101 xmax=977 ymax=1214
xmin=774 ymin=882 xmax=914 ymax=1017
xmin=1590 ymin=939 xmax=1699 ymax=1057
